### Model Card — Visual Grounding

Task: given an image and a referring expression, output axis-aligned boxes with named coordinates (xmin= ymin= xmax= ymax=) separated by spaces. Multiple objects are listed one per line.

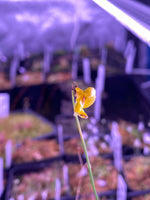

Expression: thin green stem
xmin=72 ymin=90 xmax=99 ymax=200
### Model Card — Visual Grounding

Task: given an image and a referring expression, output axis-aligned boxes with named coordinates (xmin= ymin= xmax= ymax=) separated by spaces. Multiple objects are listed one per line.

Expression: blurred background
xmin=1 ymin=0 xmax=150 ymax=199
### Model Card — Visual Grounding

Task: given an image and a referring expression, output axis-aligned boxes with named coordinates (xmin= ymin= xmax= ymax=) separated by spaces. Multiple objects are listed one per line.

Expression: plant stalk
xmin=72 ymin=90 xmax=99 ymax=200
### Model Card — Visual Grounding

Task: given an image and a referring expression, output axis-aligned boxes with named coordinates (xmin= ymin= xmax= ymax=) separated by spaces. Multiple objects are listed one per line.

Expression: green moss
xmin=130 ymin=128 xmax=142 ymax=139
xmin=0 ymin=113 xmax=54 ymax=143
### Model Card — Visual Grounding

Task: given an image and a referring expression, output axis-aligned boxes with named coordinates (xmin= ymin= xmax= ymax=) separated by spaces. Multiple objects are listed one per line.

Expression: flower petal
xmin=74 ymin=86 xmax=96 ymax=119
xmin=75 ymin=87 xmax=84 ymax=97
xmin=83 ymin=87 xmax=96 ymax=108
xmin=74 ymin=97 xmax=88 ymax=119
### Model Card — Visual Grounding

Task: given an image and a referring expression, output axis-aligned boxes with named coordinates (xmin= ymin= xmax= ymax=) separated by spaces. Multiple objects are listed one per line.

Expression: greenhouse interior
xmin=1 ymin=0 xmax=150 ymax=199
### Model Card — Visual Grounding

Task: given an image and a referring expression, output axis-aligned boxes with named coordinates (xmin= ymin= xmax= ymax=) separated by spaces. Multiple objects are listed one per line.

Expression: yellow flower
xmin=74 ymin=87 xmax=96 ymax=119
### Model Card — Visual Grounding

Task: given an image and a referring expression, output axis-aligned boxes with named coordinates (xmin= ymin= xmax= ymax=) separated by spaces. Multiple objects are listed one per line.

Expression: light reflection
xmin=93 ymin=0 xmax=150 ymax=46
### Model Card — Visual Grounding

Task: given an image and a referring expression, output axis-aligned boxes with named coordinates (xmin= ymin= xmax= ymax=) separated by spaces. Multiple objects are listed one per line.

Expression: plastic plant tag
xmin=133 ymin=138 xmax=141 ymax=148
xmin=63 ymin=164 xmax=69 ymax=194
xmin=138 ymin=121 xmax=144 ymax=131
xmin=94 ymin=65 xmax=106 ymax=120
xmin=82 ymin=58 xmax=91 ymax=84
xmin=17 ymin=194 xmax=24 ymax=200
xmin=55 ymin=178 xmax=61 ymax=200
xmin=28 ymin=195 xmax=36 ymax=200
xmin=88 ymin=144 xmax=99 ymax=156
xmin=88 ymin=137 xmax=99 ymax=156
xmin=5 ymin=140 xmax=12 ymax=168
xmin=0 ymin=158 xmax=3 ymax=197
xmin=83 ymin=131 xmax=88 ymax=140
xmin=143 ymin=132 xmax=150 ymax=144
xmin=63 ymin=165 xmax=69 ymax=186
xmin=94 ymin=65 xmax=105 ymax=121
xmin=101 ymin=48 xmax=107 ymax=65
xmin=0 ymin=93 xmax=10 ymax=118
xmin=133 ymin=138 xmax=141 ymax=155
xmin=111 ymin=122 xmax=122 ymax=172
xmin=77 ymin=166 xmax=88 ymax=177
xmin=18 ymin=42 xmax=25 ymax=60
xmin=44 ymin=46 xmax=53 ymax=74
xmin=57 ymin=125 xmax=64 ymax=155
xmin=143 ymin=146 xmax=150 ymax=155
xmin=94 ymin=78 xmax=102 ymax=121
xmin=72 ymin=48 xmax=79 ymax=80
xmin=117 ymin=174 xmax=127 ymax=200
xmin=97 ymin=64 xmax=105 ymax=91
xmin=97 ymin=179 xmax=107 ymax=187
xmin=90 ymin=117 xmax=97 ymax=125
xmin=124 ymin=40 xmax=134 ymax=58
xmin=10 ymin=56 xmax=19 ymax=86
xmin=125 ymin=41 xmax=136 ymax=74
xmin=125 ymin=48 xmax=136 ymax=74
xmin=92 ymin=126 xmax=99 ymax=135
xmin=41 ymin=191 xmax=48 ymax=200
